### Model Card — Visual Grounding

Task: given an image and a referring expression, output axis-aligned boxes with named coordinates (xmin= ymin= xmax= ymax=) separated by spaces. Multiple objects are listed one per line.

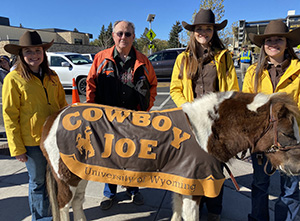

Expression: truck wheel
xmin=77 ymin=77 xmax=87 ymax=95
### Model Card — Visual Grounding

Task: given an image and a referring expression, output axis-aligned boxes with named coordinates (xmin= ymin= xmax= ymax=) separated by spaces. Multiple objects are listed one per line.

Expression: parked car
xmin=148 ymin=48 xmax=185 ymax=78
xmin=82 ymin=53 xmax=95 ymax=61
xmin=296 ymin=50 xmax=300 ymax=59
xmin=47 ymin=52 xmax=92 ymax=95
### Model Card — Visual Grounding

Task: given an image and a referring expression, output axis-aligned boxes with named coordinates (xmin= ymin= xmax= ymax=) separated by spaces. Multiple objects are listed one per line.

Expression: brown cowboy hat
xmin=4 ymin=31 xmax=54 ymax=55
xmin=182 ymin=9 xmax=227 ymax=31
xmin=249 ymin=20 xmax=300 ymax=47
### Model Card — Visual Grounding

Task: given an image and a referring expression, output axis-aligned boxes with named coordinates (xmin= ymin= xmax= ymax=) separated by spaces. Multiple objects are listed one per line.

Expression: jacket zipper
xmin=43 ymin=86 xmax=51 ymax=105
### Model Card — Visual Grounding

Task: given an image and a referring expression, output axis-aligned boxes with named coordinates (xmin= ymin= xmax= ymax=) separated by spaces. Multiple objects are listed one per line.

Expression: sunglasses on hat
xmin=116 ymin=31 xmax=132 ymax=38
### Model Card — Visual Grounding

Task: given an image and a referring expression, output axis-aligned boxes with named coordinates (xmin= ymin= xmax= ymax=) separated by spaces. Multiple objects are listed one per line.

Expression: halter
xmin=237 ymin=104 xmax=296 ymax=176
xmin=264 ymin=104 xmax=300 ymax=153
xmin=264 ymin=104 xmax=281 ymax=153
xmin=261 ymin=104 xmax=300 ymax=175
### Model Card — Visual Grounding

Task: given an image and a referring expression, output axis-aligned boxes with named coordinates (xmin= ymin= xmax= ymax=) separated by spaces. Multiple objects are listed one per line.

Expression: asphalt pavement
xmin=1 ymin=75 xmax=299 ymax=220
xmin=0 ymin=119 xmax=289 ymax=221
xmin=0 ymin=147 xmax=254 ymax=221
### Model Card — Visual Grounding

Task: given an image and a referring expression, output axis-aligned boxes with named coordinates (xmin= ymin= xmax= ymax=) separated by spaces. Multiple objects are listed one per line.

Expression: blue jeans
xmin=103 ymin=183 xmax=139 ymax=198
xmin=25 ymin=146 xmax=52 ymax=221
xmin=249 ymin=153 xmax=300 ymax=221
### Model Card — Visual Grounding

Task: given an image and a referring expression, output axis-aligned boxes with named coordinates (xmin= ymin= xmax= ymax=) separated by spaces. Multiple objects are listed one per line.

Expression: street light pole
xmin=146 ymin=14 xmax=155 ymax=55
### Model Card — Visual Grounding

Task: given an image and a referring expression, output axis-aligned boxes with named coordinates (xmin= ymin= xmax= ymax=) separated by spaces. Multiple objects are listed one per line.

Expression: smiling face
xmin=264 ymin=36 xmax=287 ymax=63
xmin=22 ymin=46 xmax=44 ymax=72
xmin=194 ymin=25 xmax=214 ymax=48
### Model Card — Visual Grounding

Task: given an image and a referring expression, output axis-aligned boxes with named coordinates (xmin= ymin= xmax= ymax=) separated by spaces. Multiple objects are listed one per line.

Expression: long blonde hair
xmin=179 ymin=29 xmax=225 ymax=80
xmin=15 ymin=50 xmax=54 ymax=82
xmin=254 ymin=40 xmax=299 ymax=92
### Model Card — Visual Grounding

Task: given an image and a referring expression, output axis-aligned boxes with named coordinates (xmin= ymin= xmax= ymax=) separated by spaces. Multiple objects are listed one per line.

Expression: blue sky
xmin=1 ymin=0 xmax=299 ymax=41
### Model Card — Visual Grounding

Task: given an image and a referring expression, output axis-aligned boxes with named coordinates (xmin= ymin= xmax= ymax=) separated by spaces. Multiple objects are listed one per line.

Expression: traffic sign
xmin=148 ymin=44 xmax=155 ymax=49
xmin=146 ymin=29 xmax=156 ymax=41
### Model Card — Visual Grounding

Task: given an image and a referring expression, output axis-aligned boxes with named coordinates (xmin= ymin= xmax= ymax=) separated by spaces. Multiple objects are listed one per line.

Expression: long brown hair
xmin=178 ymin=29 xmax=225 ymax=80
xmin=254 ymin=39 xmax=299 ymax=92
xmin=15 ymin=49 xmax=54 ymax=81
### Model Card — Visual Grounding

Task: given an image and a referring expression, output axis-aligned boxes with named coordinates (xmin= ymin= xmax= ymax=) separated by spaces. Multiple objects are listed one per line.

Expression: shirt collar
xmin=113 ymin=47 xmax=135 ymax=62
xmin=267 ymin=58 xmax=291 ymax=71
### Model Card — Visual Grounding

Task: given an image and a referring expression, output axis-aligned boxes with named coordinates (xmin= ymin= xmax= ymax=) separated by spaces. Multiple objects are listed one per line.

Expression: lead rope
xmin=223 ymin=163 xmax=240 ymax=191
xmin=264 ymin=158 xmax=276 ymax=176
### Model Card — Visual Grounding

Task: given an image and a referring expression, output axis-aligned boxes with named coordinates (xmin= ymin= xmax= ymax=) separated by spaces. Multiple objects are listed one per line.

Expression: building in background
xmin=236 ymin=10 xmax=300 ymax=50
xmin=0 ymin=16 xmax=101 ymax=56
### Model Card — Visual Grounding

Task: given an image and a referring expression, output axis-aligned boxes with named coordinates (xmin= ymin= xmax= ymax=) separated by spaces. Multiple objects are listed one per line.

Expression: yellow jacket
xmin=2 ymin=70 xmax=68 ymax=156
xmin=170 ymin=49 xmax=240 ymax=107
xmin=242 ymin=59 xmax=300 ymax=108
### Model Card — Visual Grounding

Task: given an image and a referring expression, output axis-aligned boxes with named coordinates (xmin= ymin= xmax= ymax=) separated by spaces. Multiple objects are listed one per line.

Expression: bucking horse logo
xmin=76 ymin=126 xmax=95 ymax=159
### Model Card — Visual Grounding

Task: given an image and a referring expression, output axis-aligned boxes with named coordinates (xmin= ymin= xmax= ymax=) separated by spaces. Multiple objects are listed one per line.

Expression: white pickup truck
xmin=47 ymin=52 xmax=92 ymax=95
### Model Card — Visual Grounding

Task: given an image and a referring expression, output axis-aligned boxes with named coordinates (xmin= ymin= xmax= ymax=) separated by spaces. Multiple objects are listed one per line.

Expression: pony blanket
xmin=56 ymin=103 xmax=224 ymax=196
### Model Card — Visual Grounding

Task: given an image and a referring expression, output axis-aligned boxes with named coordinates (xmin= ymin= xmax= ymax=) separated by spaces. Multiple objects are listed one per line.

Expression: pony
xmin=40 ymin=91 xmax=300 ymax=221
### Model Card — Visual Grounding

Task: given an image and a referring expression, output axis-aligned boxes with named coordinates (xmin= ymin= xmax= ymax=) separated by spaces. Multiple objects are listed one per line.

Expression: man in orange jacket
xmin=86 ymin=20 xmax=157 ymax=210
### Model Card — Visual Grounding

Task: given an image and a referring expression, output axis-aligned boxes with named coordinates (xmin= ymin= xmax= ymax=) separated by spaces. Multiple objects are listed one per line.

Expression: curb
xmin=0 ymin=142 xmax=9 ymax=156
xmin=0 ymin=132 xmax=9 ymax=156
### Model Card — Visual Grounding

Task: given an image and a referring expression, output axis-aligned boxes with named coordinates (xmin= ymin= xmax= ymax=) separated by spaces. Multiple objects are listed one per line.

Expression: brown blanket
xmin=57 ymin=103 xmax=224 ymax=196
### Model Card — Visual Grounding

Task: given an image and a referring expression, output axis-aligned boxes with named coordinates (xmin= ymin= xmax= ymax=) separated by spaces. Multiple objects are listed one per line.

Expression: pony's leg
xmin=171 ymin=193 xmax=183 ymax=221
xmin=71 ymin=180 xmax=88 ymax=221
xmin=56 ymin=180 xmax=73 ymax=221
xmin=60 ymin=203 xmax=71 ymax=221
xmin=182 ymin=195 xmax=200 ymax=221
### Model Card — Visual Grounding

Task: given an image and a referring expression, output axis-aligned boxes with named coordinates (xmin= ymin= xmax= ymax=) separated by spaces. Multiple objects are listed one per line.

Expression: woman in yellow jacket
xmin=242 ymin=20 xmax=300 ymax=221
xmin=3 ymin=31 xmax=68 ymax=220
xmin=170 ymin=9 xmax=239 ymax=220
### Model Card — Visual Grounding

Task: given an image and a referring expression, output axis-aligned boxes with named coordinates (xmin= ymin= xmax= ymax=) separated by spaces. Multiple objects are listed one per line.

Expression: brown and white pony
xmin=40 ymin=91 xmax=300 ymax=221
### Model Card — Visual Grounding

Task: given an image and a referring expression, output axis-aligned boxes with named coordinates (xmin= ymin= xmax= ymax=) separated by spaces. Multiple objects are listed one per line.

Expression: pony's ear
xmin=271 ymin=102 xmax=294 ymax=122
xmin=270 ymin=93 xmax=300 ymax=121
xmin=271 ymin=102 xmax=286 ymax=119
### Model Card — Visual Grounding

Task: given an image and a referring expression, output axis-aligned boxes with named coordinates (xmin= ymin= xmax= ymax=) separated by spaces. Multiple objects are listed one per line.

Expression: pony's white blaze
xmin=247 ymin=93 xmax=272 ymax=112
xmin=43 ymin=108 xmax=68 ymax=179
xmin=182 ymin=91 xmax=234 ymax=152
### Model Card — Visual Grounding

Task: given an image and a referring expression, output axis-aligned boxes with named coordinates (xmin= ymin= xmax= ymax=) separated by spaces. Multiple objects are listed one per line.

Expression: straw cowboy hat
xmin=182 ymin=9 xmax=228 ymax=31
xmin=249 ymin=20 xmax=300 ymax=47
xmin=4 ymin=31 xmax=54 ymax=55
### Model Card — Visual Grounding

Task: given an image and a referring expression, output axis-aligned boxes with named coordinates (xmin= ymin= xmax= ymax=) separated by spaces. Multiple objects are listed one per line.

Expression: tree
xmin=168 ymin=21 xmax=183 ymax=48
xmin=152 ymin=39 xmax=169 ymax=52
xmin=106 ymin=22 xmax=114 ymax=47
xmin=90 ymin=23 xmax=114 ymax=49
xmin=192 ymin=0 xmax=239 ymax=48
xmin=135 ymin=28 xmax=150 ymax=55
xmin=195 ymin=0 xmax=224 ymax=22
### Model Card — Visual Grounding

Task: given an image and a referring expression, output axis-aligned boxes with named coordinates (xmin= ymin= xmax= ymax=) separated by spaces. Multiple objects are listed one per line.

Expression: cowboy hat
xmin=249 ymin=20 xmax=300 ymax=47
xmin=4 ymin=31 xmax=54 ymax=55
xmin=182 ymin=9 xmax=227 ymax=31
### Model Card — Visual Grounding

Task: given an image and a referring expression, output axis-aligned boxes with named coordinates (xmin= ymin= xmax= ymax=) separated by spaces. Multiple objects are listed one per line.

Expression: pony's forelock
xmin=247 ymin=93 xmax=271 ymax=112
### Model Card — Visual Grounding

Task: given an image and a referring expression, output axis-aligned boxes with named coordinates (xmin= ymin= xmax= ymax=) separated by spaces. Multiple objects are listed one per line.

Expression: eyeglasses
xmin=116 ymin=31 xmax=132 ymax=38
